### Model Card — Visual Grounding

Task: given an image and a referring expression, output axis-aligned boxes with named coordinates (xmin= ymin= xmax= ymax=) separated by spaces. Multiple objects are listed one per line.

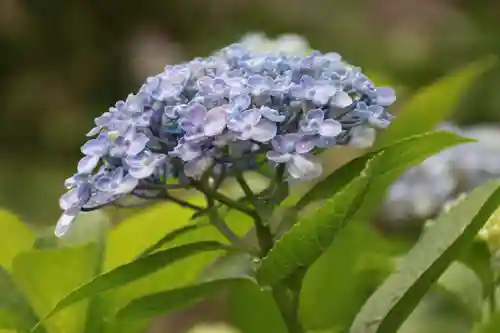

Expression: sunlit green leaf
xmin=375 ymin=56 xmax=496 ymax=148
xmin=100 ymin=203 xmax=253 ymax=322
xmin=110 ymin=278 xmax=250 ymax=333
xmin=256 ymin=154 xmax=377 ymax=285
xmin=228 ymin=277 xmax=288 ymax=333
xmin=13 ymin=245 xmax=98 ymax=333
xmin=41 ymin=241 xmax=229 ymax=322
xmin=350 ymin=180 xmax=500 ymax=333
xmin=0 ymin=210 xmax=34 ymax=271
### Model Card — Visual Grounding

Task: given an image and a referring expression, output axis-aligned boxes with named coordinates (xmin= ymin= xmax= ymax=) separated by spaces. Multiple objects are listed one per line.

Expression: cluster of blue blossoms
xmin=56 ymin=43 xmax=396 ymax=236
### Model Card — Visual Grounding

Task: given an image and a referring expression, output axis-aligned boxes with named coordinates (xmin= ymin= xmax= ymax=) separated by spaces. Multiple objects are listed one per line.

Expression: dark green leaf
xmin=228 ymin=280 xmax=288 ymax=333
xmin=41 ymin=241 xmax=228 ymax=322
xmin=110 ymin=278 xmax=250 ymax=333
xmin=13 ymin=245 xmax=98 ymax=333
xmin=296 ymin=131 xmax=472 ymax=211
xmin=256 ymin=154 xmax=378 ymax=285
xmin=374 ymin=56 xmax=497 ymax=148
xmin=0 ymin=267 xmax=42 ymax=332
xmin=350 ymin=180 xmax=500 ymax=333
xmin=473 ymin=312 xmax=500 ymax=333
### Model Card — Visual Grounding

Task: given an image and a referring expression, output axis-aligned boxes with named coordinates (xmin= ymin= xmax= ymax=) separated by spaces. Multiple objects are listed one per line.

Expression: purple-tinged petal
xmin=287 ymin=154 xmax=322 ymax=180
xmin=126 ymin=132 xmax=149 ymax=156
xmin=184 ymin=103 xmax=207 ymax=126
xmin=77 ymin=155 xmax=100 ymax=174
xmin=375 ymin=87 xmax=396 ymax=106
xmin=295 ymin=136 xmax=316 ymax=154
xmin=227 ymin=115 xmax=246 ymax=132
xmin=171 ymin=143 xmax=202 ymax=162
xmin=81 ymin=139 xmax=108 ymax=156
xmin=115 ymin=174 xmax=139 ymax=194
xmin=86 ymin=126 xmax=102 ymax=137
xmin=319 ymin=119 xmax=342 ymax=137
xmin=94 ymin=176 xmax=114 ymax=192
xmin=271 ymin=134 xmax=301 ymax=154
xmin=250 ymin=119 xmax=277 ymax=142
xmin=312 ymin=86 xmax=336 ymax=105
xmin=260 ymin=106 xmax=286 ymax=122
xmin=368 ymin=115 xmax=391 ymax=129
xmin=204 ymin=106 xmax=228 ymax=136
xmin=241 ymin=109 xmax=262 ymax=126
xmin=230 ymin=94 xmax=251 ymax=112
xmin=330 ymin=91 xmax=353 ymax=108
xmin=267 ymin=151 xmax=292 ymax=163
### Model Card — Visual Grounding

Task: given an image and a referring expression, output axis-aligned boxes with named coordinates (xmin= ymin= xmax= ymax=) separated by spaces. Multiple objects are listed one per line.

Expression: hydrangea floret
xmin=56 ymin=43 xmax=396 ymax=237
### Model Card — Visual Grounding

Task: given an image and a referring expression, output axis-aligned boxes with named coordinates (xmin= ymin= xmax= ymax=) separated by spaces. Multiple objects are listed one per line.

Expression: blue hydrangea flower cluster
xmin=380 ymin=123 xmax=500 ymax=224
xmin=56 ymin=43 xmax=396 ymax=236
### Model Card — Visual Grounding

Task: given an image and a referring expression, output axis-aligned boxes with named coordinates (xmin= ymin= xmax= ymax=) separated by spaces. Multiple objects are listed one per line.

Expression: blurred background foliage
xmin=1 ymin=0 xmax=500 ymax=226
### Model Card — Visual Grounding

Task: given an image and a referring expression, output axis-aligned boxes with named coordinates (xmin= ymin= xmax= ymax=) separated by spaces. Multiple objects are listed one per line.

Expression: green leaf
xmin=459 ymin=240 xmax=495 ymax=302
xmin=473 ymin=312 xmax=500 ymax=333
xmin=41 ymin=241 xmax=229 ymax=321
xmin=435 ymin=262 xmax=483 ymax=321
xmin=0 ymin=267 xmax=41 ymax=332
xmin=12 ymin=244 xmax=98 ymax=333
xmin=228 ymin=280 xmax=288 ymax=333
xmin=398 ymin=290 xmax=474 ymax=333
xmin=99 ymin=203 xmax=253 ymax=321
xmin=375 ymin=56 xmax=497 ymax=148
xmin=256 ymin=154 xmax=377 ymax=285
xmin=296 ymin=131 xmax=472 ymax=211
xmin=110 ymin=278 xmax=250 ymax=333
xmin=349 ymin=180 xmax=500 ymax=333
xmin=299 ymin=219 xmax=407 ymax=330
xmin=137 ymin=222 xmax=211 ymax=258
xmin=0 ymin=210 xmax=34 ymax=271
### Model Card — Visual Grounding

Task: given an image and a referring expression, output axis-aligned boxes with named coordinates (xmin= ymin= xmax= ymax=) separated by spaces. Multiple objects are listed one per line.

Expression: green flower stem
xmin=233 ymin=170 xmax=275 ymax=256
xmin=207 ymin=208 xmax=241 ymax=244
xmin=191 ymin=180 xmax=259 ymax=219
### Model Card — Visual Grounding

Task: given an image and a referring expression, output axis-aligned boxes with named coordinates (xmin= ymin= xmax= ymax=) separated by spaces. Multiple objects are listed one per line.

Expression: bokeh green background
xmin=0 ymin=0 xmax=499 ymax=225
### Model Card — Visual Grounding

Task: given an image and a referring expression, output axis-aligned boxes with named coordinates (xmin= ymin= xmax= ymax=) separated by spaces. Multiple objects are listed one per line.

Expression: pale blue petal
xmin=77 ymin=155 xmax=99 ymax=174
xmin=330 ymin=91 xmax=353 ymax=108
xmin=127 ymin=132 xmax=150 ymax=155
xmin=375 ymin=87 xmax=396 ymax=106
xmin=241 ymin=109 xmax=262 ymax=126
xmin=260 ymin=106 xmax=286 ymax=122
xmin=250 ymin=119 xmax=277 ymax=142
xmin=203 ymin=106 xmax=228 ymax=136
xmin=319 ymin=119 xmax=342 ymax=137
xmin=55 ymin=210 xmax=79 ymax=237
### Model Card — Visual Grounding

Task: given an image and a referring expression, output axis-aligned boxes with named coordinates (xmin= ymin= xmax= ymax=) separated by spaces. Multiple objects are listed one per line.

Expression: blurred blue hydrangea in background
xmin=381 ymin=123 xmax=500 ymax=224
